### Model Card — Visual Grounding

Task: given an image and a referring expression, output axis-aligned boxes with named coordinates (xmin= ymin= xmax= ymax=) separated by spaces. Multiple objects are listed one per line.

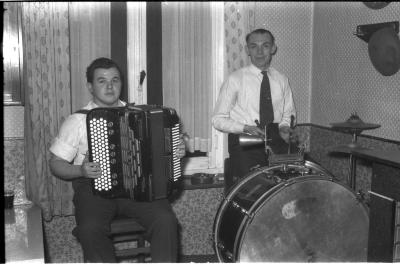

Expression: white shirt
xmin=49 ymin=100 xmax=126 ymax=165
xmin=212 ymin=64 xmax=296 ymax=134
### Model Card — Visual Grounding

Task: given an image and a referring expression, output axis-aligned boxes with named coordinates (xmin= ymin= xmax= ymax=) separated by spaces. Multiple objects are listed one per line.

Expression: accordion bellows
xmin=86 ymin=104 xmax=182 ymax=201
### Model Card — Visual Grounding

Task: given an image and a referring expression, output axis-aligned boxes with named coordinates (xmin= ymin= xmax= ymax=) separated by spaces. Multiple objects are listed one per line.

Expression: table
xmin=4 ymin=203 xmax=45 ymax=263
xmin=351 ymin=149 xmax=400 ymax=262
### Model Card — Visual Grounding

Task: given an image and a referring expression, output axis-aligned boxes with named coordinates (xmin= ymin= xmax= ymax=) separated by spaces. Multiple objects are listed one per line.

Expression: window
xmin=127 ymin=2 xmax=226 ymax=175
xmin=3 ymin=2 xmax=24 ymax=106
xmin=161 ymin=2 xmax=225 ymax=174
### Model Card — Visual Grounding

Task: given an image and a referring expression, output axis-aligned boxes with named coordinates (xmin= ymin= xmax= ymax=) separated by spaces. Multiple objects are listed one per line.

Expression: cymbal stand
xmin=348 ymin=129 xmax=360 ymax=191
xmin=330 ymin=113 xmax=380 ymax=191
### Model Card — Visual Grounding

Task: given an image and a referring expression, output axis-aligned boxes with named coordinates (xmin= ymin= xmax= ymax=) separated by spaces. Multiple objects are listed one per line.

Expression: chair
xmin=110 ymin=216 xmax=151 ymax=262
xmin=72 ymin=216 xmax=151 ymax=262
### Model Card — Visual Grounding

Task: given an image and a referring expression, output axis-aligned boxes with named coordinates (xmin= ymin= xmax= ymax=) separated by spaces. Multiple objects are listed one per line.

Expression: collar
xmin=86 ymin=100 xmax=126 ymax=109
xmin=248 ymin=63 xmax=271 ymax=76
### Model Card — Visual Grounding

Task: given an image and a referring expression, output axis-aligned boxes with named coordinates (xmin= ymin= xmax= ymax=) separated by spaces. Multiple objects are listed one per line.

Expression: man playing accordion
xmin=49 ymin=57 xmax=185 ymax=262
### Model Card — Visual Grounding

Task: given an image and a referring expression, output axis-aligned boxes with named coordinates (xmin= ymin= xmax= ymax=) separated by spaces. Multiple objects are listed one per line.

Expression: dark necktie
xmin=259 ymin=71 xmax=274 ymax=128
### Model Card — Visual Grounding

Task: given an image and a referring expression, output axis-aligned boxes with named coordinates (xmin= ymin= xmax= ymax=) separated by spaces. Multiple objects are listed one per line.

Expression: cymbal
xmin=363 ymin=2 xmax=391 ymax=10
xmin=330 ymin=113 xmax=380 ymax=131
xmin=328 ymin=143 xmax=371 ymax=154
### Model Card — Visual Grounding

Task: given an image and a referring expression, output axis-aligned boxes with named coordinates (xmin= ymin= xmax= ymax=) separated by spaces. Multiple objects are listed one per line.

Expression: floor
xmin=179 ymin=254 xmax=218 ymax=263
xmin=119 ymin=254 xmax=218 ymax=263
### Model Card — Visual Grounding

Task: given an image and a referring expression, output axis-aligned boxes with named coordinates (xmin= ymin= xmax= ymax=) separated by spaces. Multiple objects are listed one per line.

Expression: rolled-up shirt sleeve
xmin=278 ymin=76 xmax=296 ymax=129
xmin=49 ymin=114 xmax=86 ymax=164
xmin=212 ymin=77 xmax=245 ymax=134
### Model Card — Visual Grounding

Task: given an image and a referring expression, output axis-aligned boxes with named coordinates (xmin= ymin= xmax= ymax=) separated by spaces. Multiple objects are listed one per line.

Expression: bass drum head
xmin=239 ymin=177 xmax=369 ymax=262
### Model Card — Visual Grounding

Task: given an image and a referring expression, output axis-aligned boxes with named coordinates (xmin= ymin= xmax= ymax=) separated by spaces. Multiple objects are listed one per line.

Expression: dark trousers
xmin=226 ymin=123 xmax=289 ymax=191
xmin=73 ymin=187 xmax=178 ymax=263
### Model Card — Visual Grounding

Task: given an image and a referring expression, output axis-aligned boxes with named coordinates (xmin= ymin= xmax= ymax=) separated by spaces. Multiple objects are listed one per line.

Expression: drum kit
xmin=329 ymin=113 xmax=380 ymax=190
xmin=212 ymin=115 xmax=379 ymax=262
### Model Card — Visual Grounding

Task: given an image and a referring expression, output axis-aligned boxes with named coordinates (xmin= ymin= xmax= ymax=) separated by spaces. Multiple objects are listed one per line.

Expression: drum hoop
xmin=214 ymin=160 xmax=367 ymax=262
xmin=225 ymin=160 xmax=332 ymax=202
xmin=214 ymin=160 xmax=332 ymax=262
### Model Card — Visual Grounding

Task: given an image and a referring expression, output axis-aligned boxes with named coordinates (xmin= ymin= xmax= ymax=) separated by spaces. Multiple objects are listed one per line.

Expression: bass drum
xmin=213 ymin=161 xmax=369 ymax=262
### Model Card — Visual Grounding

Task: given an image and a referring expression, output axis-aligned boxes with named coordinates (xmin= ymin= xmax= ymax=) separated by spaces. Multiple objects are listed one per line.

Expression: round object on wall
xmin=363 ymin=2 xmax=391 ymax=9
xmin=368 ymin=27 xmax=400 ymax=76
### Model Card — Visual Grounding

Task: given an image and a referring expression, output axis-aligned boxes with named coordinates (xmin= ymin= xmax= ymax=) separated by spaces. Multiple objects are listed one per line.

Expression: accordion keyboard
xmin=88 ymin=117 xmax=115 ymax=192
xmin=171 ymin=123 xmax=182 ymax=182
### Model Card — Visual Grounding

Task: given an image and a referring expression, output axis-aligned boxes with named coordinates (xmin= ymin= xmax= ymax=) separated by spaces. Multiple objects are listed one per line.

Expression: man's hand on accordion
xmin=81 ymin=151 xmax=102 ymax=179
xmin=176 ymin=135 xmax=187 ymax=159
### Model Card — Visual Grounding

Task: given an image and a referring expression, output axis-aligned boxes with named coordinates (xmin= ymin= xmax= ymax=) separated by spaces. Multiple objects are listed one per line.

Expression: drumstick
xmin=288 ymin=115 xmax=295 ymax=154
xmin=255 ymin=120 xmax=271 ymax=160
xmin=137 ymin=70 xmax=146 ymax=103
xmin=254 ymin=119 xmax=266 ymax=142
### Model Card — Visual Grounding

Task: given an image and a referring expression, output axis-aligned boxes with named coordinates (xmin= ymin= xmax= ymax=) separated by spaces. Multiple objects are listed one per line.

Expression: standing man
xmin=49 ymin=57 xmax=185 ymax=262
xmin=212 ymin=28 xmax=296 ymax=190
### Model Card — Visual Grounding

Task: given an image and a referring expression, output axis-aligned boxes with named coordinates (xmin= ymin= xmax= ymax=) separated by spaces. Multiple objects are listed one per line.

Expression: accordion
xmin=86 ymin=104 xmax=182 ymax=201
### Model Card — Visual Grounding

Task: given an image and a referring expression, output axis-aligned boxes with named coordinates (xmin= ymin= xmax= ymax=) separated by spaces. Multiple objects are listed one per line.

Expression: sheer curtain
xmin=162 ymin=2 xmax=213 ymax=153
xmin=23 ymin=2 xmax=110 ymax=221
xmin=69 ymin=2 xmax=111 ymax=112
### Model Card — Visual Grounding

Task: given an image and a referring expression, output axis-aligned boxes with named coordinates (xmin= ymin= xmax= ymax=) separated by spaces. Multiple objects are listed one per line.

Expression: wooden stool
xmin=110 ymin=217 xmax=151 ymax=262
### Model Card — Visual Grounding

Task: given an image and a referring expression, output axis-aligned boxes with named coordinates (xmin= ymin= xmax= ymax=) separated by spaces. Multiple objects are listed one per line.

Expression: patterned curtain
xmin=162 ymin=2 xmax=213 ymax=153
xmin=224 ymin=2 xmax=255 ymax=74
xmin=23 ymin=2 xmax=73 ymax=221
xmin=23 ymin=2 xmax=111 ymax=221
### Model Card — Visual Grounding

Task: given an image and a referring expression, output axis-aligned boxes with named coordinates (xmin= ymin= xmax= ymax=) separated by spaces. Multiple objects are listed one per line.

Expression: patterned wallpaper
xmin=253 ymin=2 xmax=313 ymax=125
xmin=3 ymin=106 xmax=24 ymax=138
xmin=311 ymin=2 xmax=400 ymax=141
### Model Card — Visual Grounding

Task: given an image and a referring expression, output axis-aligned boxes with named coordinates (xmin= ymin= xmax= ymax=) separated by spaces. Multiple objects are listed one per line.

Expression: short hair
xmin=245 ymin=28 xmax=275 ymax=44
xmin=86 ymin=57 xmax=123 ymax=84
